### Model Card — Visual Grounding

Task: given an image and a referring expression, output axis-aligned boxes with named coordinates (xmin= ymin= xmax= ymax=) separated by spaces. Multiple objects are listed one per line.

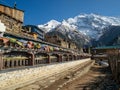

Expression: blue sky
xmin=0 ymin=0 xmax=120 ymax=25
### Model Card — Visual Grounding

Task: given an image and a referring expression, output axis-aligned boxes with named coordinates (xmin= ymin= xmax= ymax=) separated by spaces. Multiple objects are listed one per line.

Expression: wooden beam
xmin=0 ymin=52 xmax=3 ymax=70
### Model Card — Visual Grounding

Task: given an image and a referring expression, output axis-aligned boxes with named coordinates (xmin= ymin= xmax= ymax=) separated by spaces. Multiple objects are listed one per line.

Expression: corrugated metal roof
xmin=93 ymin=45 xmax=120 ymax=49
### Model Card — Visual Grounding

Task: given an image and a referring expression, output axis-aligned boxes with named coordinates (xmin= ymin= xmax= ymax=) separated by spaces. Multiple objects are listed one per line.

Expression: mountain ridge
xmin=38 ymin=13 xmax=120 ymax=47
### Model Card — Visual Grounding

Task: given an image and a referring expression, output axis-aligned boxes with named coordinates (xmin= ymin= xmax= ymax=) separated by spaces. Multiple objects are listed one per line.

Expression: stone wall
xmin=0 ymin=14 xmax=22 ymax=33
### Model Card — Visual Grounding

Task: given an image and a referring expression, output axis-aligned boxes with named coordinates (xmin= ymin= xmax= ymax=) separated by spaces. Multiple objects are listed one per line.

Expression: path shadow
xmin=75 ymin=65 xmax=119 ymax=90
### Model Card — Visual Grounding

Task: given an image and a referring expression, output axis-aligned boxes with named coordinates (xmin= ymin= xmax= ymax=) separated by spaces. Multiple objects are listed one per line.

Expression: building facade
xmin=0 ymin=4 xmax=24 ymax=33
xmin=22 ymin=25 xmax=45 ymax=40
xmin=45 ymin=34 xmax=77 ymax=50
xmin=68 ymin=41 xmax=77 ymax=50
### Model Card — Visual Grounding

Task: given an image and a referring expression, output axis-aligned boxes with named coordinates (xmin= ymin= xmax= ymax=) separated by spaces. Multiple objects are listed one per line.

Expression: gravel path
xmin=0 ymin=59 xmax=90 ymax=90
xmin=43 ymin=63 xmax=119 ymax=90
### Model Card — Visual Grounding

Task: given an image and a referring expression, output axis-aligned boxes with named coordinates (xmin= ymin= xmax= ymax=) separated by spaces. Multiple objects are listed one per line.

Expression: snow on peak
xmin=65 ymin=13 xmax=120 ymax=39
xmin=38 ymin=20 xmax=61 ymax=32
xmin=46 ymin=20 xmax=61 ymax=27
xmin=38 ymin=13 xmax=120 ymax=40
xmin=62 ymin=20 xmax=76 ymax=29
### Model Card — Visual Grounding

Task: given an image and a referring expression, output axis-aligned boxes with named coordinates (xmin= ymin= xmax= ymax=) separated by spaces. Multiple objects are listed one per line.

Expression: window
xmin=57 ymin=40 xmax=61 ymax=43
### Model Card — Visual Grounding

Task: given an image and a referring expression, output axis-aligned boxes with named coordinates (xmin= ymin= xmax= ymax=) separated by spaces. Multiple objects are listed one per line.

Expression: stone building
xmin=0 ymin=4 xmax=24 ymax=33
xmin=45 ymin=34 xmax=77 ymax=50
xmin=68 ymin=41 xmax=77 ymax=50
xmin=45 ymin=35 xmax=67 ymax=47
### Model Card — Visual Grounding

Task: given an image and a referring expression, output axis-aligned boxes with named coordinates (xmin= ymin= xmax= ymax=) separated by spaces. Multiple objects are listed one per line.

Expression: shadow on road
xmin=75 ymin=65 xmax=119 ymax=90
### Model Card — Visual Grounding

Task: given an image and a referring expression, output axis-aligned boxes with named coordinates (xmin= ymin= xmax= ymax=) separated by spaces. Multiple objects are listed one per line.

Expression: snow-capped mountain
xmin=38 ymin=20 xmax=61 ymax=33
xmin=97 ymin=26 xmax=120 ymax=46
xmin=38 ymin=14 xmax=120 ymax=40
xmin=45 ymin=24 xmax=91 ymax=47
xmin=38 ymin=14 xmax=120 ymax=47
xmin=65 ymin=13 xmax=120 ymax=39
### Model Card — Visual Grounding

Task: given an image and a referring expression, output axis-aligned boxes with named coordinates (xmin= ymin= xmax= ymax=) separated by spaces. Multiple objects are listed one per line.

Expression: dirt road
xmin=43 ymin=63 xmax=119 ymax=90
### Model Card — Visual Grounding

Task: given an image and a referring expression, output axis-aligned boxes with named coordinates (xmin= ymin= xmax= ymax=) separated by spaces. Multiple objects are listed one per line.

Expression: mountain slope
xmin=63 ymin=13 xmax=120 ymax=39
xmin=38 ymin=20 xmax=61 ymax=33
xmin=98 ymin=26 xmax=120 ymax=46
xmin=38 ymin=14 xmax=120 ymax=47
xmin=46 ymin=24 xmax=90 ymax=48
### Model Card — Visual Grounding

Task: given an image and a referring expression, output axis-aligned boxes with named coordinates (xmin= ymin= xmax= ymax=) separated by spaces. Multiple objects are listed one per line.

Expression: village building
xmin=45 ymin=34 xmax=77 ymax=50
xmin=0 ymin=4 xmax=45 ymax=41
xmin=68 ymin=41 xmax=77 ymax=50
xmin=22 ymin=25 xmax=45 ymax=40
xmin=0 ymin=4 xmax=24 ymax=33
xmin=92 ymin=45 xmax=120 ymax=55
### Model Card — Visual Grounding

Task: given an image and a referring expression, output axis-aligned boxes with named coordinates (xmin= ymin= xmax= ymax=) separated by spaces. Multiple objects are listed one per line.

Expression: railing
xmin=4 ymin=31 xmax=80 ymax=54
xmin=0 ymin=49 xmax=91 ymax=70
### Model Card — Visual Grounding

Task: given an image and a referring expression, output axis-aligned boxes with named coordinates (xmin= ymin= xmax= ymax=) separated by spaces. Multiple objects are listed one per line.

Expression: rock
xmin=44 ymin=85 xmax=48 ymax=88
xmin=50 ymin=80 xmax=55 ymax=83
xmin=57 ymin=88 xmax=60 ymax=90
xmin=58 ymin=85 xmax=63 ymax=88
xmin=27 ymin=84 xmax=40 ymax=89
xmin=64 ymin=76 xmax=71 ymax=79
xmin=17 ymin=87 xmax=32 ymax=90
